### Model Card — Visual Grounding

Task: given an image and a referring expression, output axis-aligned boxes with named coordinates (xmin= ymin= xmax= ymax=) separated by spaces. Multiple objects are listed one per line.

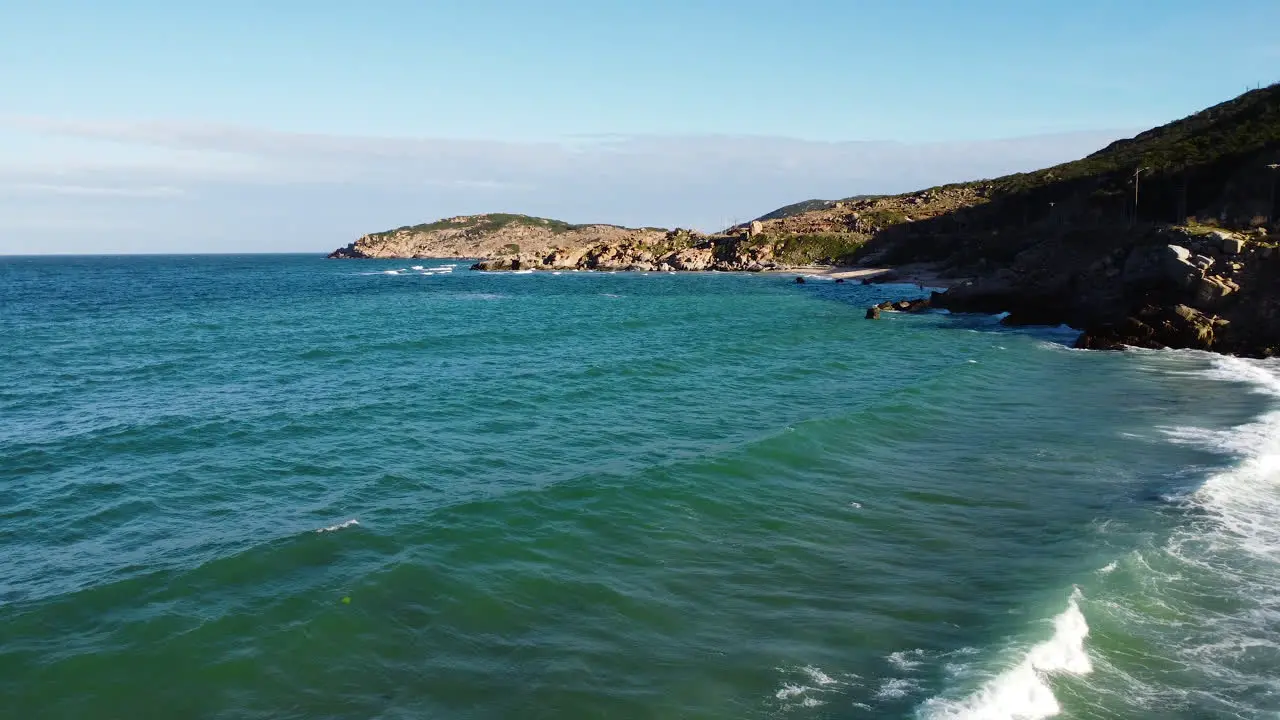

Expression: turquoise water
xmin=2 ymin=255 xmax=1279 ymax=719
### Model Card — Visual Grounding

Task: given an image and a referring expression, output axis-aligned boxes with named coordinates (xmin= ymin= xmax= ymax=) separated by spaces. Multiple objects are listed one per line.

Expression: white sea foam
xmin=776 ymin=684 xmax=806 ymax=699
xmin=382 ymin=270 xmax=402 ymax=275
xmin=316 ymin=519 xmax=359 ymax=533
xmin=411 ymin=265 xmax=425 ymax=270
xmin=919 ymin=588 xmax=1092 ymax=720
xmin=802 ymin=666 xmax=837 ymax=685
xmin=772 ymin=665 xmax=852 ymax=710
xmin=925 ymin=356 xmax=1280 ymax=718
xmin=887 ymin=649 xmax=925 ymax=671
xmin=876 ymin=677 xmax=921 ymax=700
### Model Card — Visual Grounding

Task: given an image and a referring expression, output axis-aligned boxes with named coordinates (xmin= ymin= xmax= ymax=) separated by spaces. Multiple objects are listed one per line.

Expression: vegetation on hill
xmin=754 ymin=195 xmax=883 ymax=222
xmin=373 ymin=214 xmax=583 ymax=238
xmin=751 ymin=233 xmax=868 ymax=266
xmin=947 ymin=83 xmax=1280 ymax=226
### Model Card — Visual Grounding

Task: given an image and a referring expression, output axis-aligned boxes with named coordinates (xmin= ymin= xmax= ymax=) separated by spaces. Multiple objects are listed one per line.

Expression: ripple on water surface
xmin=1 ymin=256 xmax=1277 ymax=719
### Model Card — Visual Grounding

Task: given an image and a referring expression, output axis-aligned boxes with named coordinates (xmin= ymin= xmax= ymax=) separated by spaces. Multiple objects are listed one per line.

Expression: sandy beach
xmin=771 ymin=263 xmax=956 ymax=289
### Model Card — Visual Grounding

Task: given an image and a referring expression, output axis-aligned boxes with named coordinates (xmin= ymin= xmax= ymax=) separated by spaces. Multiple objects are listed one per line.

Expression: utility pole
xmin=1268 ymin=164 xmax=1279 ymax=225
xmin=1176 ymin=167 xmax=1188 ymax=223
xmin=1132 ymin=167 xmax=1150 ymax=227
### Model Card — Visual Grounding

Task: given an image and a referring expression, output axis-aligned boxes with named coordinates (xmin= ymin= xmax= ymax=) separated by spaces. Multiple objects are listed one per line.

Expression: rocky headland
xmin=330 ymin=83 xmax=1280 ymax=356
xmin=853 ymin=83 xmax=1280 ymax=357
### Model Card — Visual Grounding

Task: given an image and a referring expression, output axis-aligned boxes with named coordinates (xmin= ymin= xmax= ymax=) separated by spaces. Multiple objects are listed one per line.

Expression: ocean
xmin=2 ymin=254 xmax=1278 ymax=719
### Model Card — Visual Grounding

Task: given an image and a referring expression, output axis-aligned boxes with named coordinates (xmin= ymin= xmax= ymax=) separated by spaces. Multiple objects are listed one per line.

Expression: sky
xmin=1 ymin=0 xmax=1277 ymax=254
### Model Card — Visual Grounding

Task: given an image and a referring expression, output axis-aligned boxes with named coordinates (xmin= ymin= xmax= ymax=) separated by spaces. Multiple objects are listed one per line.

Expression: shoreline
xmin=770 ymin=263 xmax=956 ymax=289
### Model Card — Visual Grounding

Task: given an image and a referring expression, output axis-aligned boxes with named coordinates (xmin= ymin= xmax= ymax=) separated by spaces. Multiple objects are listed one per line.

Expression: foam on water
xmin=315 ymin=519 xmax=359 ymax=533
xmin=919 ymin=588 xmax=1092 ymax=720
xmin=772 ymin=666 xmax=853 ymax=711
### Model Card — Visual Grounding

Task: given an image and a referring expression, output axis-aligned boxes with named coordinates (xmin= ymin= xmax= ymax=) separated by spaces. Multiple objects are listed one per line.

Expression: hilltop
xmin=327 ymin=84 xmax=1280 ymax=354
xmin=854 ymin=82 xmax=1280 ymax=356
xmin=328 ymin=213 xmax=672 ymax=260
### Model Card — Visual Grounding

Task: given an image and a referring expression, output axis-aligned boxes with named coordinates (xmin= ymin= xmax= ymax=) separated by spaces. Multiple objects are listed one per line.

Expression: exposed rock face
xmin=328 ymin=214 xmax=671 ymax=260
xmin=330 ymin=213 xmax=795 ymax=272
xmin=925 ymin=225 xmax=1280 ymax=356
xmin=864 ymin=297 xmax=932 ymax=318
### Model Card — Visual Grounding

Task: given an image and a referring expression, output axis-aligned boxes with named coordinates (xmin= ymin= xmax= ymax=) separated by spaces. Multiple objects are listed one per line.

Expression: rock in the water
xmin=875 ymin=297 xmax=932 ymax=314
xmin=1076 ymin=304 xmax=1219 ymax=351
xmin=795 ymin=276 xmax=806 ymax=284
xmin=865 ymin=306 xmax=881 ymax=319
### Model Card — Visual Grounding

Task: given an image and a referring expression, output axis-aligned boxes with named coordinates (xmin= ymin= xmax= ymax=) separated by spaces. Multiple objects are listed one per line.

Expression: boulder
xmin=1210 ymin=230 xmax=1246 ymax=254
xmin=1122 ymin=244 xmax=1200 ymax=288
xmin=1077 ymin=304 xmax=1218 ymax=351
xmin=865 ymin=306 xmax=881 ymax=319
xmin=749 ymin=220 xmax=764 ymax=237
xmin=1193 ymin=275 xmax=1236 ymax=306
xmin=795 ymin=276 xmax=806 ymax=284
xmin=666 ymin=247 xmax=714 ymax=271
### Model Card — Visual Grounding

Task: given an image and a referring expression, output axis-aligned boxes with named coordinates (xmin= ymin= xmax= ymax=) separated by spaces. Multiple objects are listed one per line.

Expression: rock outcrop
xmin=864 ymin=297 xmax=933 ymax=318
xmin=922 ymin=225 xmax=1280 ymax=356
xmin=330 ymin=214 xmax=800 ymax=272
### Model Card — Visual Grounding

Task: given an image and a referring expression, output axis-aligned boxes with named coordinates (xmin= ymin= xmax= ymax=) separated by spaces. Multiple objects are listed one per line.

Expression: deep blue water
xmin=2 ymin=255 xmax=1278 ymax=719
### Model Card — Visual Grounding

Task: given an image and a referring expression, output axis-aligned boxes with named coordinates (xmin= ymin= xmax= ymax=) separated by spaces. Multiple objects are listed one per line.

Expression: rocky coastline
xmin=331 ymin=83 xmax=1280 ymax=358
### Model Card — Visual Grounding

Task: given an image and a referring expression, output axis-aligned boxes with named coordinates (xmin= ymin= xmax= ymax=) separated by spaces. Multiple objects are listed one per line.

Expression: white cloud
xmin=2 ymin=182 xmax=185 ymax=198
xmin=0 ymin=116 xmax=1135 ymax=254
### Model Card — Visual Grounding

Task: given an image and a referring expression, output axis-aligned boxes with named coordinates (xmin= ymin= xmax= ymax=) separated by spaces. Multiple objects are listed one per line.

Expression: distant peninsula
xmin=330 ymin=83 xmax=1280 ymax=356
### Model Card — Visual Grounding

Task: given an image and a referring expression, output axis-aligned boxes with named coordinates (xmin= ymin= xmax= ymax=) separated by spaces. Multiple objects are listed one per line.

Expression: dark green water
xmin=2 ymin=256 xmax=1278 ymax=719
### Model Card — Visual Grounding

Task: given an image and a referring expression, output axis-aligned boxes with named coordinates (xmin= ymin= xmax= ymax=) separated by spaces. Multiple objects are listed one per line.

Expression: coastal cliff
xmin=328 ymin=212 xmax=854 ymax=272
xmin=329 ymin=83 xmax=1280 ymax=355
xmin=852 ymin=82 xmax=1280 ymax=356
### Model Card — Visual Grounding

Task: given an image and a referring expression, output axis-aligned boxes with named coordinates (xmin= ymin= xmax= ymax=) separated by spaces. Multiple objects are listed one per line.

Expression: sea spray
xmin=920 ymin=588 xmax=1092 ymax=720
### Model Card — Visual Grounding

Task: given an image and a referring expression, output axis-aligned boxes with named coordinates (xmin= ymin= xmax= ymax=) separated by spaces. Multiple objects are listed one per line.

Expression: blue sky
xmin=1 ymin=0 xmax=1276 ymax=253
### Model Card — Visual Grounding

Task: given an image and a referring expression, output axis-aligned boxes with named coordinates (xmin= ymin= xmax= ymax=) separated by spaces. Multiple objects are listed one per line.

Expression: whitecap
xmin=876 ymin=677 xmax=921 ymax=700
xmin=316 ymin=519 xmax=359 ymax=533
xmin=802 ymin=666 xmax=837 ymax=685
xmin=918 ymin=587 xmax=1091 ymax=719
xmin=887 ymin=649 xmax=925 ymax=671
xmin=775 ymin=684 xmax=807 ymax=700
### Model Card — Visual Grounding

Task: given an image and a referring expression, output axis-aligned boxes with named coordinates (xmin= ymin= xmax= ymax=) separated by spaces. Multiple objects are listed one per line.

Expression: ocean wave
xmin=772 ymin=665 xmax=852 ymax=711
xmin=316 ymin=519 xmax=359 ymax=533
xmin=919 ymin=588 xmax=1092 ymax=720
